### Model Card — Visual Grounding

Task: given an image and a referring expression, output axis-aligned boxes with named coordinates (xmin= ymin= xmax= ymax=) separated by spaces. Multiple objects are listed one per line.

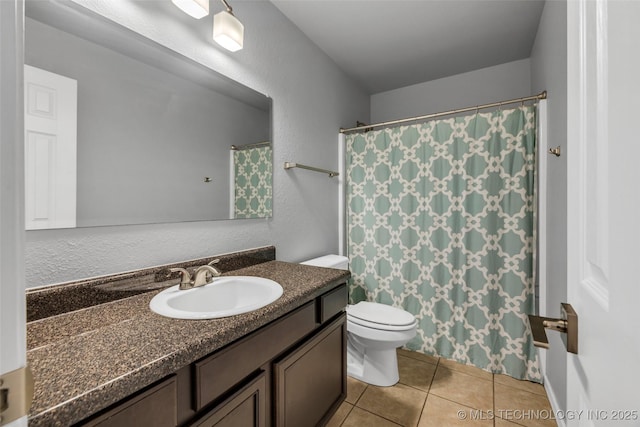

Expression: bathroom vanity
xmin=26 ymin=248 xmax=350 ymax=426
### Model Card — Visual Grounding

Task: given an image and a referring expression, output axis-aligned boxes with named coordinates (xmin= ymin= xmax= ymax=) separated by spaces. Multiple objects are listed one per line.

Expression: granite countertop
xmin=26 ymin=260 xmax=350 ymax=427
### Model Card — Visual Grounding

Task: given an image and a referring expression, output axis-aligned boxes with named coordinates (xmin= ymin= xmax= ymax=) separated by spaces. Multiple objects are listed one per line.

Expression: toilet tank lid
xmin=300 ymin=254 xmax=349 ymax=270
xmin=347 ymin=302 xmax=416 ymax=327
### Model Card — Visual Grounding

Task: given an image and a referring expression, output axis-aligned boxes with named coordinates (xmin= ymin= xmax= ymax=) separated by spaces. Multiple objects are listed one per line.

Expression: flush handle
xmin=527 ymin=303 xmax=578 ymax=354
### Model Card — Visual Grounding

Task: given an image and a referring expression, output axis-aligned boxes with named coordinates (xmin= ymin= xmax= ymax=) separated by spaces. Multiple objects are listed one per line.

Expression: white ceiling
xmin=270 ymin=0 xmax=545 ymax=94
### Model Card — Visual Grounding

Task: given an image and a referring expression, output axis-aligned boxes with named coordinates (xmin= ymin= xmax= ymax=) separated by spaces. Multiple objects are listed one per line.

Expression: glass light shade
xmin=213 ymin=11 xmax=244 ymax=52
xmin=172 ymin=0 xmax=209 ymax=19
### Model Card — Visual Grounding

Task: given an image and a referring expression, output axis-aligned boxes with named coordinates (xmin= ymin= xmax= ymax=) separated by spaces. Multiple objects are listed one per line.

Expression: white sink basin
xmin=150 ymin=276 xmax=283 ymax=320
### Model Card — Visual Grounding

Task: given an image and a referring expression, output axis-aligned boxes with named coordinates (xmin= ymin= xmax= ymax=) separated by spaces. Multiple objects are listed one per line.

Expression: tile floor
xmin=327 ymin=349 xmax=557 ymax=427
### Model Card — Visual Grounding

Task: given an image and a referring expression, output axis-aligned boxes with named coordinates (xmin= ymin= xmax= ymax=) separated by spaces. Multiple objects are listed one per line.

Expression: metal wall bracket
xmin=548 ymin=146 xmax=561 ymax=157
xmin=528 ymin=303 xmax=578 ymax=354
xmin=0 ymin=365 xmax=34 ymax=425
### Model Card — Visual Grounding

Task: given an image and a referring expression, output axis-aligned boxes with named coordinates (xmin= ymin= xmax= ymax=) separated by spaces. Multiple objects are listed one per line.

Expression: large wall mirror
xmin=24 ymin=0 xmax=272 ymax=230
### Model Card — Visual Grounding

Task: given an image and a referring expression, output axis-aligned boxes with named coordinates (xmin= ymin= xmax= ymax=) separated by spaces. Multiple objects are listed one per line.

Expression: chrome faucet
xmin=169 ymin=267 xmax=192 ymax=290
xmin=170 ymin=259 xmax=222 ymax=290
xmin=192 ymin=265 xmax=222 ymax=287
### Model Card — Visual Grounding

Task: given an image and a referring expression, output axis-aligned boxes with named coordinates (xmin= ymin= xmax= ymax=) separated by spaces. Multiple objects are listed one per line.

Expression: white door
xmin=566 ymin=0 xmax=640 ymax=425
xmin=24 ymin=65 xmax=77 ymax=230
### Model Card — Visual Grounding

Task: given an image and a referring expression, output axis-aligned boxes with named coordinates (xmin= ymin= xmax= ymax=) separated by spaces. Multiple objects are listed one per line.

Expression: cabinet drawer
xmin=319 ymin=283 xmax=347 ymax=323
xmin=80 ymin=376 xmax=177 ymax=427
xmin=191 ymin=372 xmax=266 ymax=427
xmin=274 ymin=313 xmax=346 ymax=427
xmin=195 ymin=301 xmax=316 ymax=410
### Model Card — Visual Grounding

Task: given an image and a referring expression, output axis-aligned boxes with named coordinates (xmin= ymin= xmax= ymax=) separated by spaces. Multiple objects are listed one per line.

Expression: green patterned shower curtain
xmin=346 ymin=105 xmax=541 ymax=382
xmin=233 ymin=145 xmax=272 ymax=219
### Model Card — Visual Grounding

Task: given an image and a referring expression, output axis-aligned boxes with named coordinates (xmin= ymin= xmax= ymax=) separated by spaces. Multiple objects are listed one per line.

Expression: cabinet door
xmin=273 ymin=314 xmax=346 ymax=427
xmin=80 ymin=376 xmax=177 ymax=427
xmin=191 ymin=372 xmax=266 ymax=427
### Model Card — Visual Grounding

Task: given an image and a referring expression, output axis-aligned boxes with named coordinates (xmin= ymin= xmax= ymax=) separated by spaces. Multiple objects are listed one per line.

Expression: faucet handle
xmin=207 ymin=259 xmax=222 ymax=276
xmin=192 ymin=265 xmax=222 ymax=286
xmin=169 ymin=267 xmax=192 ymax=286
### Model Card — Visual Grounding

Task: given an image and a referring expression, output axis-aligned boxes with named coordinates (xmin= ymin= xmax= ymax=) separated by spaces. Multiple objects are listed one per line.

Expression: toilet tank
xmin=300 ymin=254 xmax=349 ymax=270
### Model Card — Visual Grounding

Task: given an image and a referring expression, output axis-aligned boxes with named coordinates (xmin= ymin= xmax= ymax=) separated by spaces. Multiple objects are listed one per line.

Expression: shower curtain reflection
xmin=232 ymin=144 xmax=273 ymax=219
xmin=346 ymin=105 xmax=540 ymax=381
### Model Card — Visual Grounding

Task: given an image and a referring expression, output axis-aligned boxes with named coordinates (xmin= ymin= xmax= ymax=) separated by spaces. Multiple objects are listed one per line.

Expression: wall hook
xmin=549 ymin=146 xmax=561 ymax=157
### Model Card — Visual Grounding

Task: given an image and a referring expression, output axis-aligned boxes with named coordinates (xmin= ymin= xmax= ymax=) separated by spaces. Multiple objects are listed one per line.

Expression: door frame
xmin=0 ymin=0 xmax=27 ymax=426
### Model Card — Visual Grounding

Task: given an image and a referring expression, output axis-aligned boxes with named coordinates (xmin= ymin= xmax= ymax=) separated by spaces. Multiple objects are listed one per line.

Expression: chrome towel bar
xmin=284 ymin=162 xmax=339 ymax=178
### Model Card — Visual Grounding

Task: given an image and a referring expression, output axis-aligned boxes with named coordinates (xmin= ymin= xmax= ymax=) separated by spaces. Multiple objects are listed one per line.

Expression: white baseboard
xmin=544 ymin=373 xmax=566 ymax=427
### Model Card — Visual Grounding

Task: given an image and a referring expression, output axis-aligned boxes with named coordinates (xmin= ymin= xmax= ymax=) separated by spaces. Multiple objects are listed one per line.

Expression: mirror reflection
xmin=24 ymin=1 xmax=272 ymax=230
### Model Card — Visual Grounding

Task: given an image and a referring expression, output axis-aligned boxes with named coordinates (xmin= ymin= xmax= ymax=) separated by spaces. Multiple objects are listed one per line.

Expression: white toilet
xmin=301 ymin=255 xmax=418 ymax=387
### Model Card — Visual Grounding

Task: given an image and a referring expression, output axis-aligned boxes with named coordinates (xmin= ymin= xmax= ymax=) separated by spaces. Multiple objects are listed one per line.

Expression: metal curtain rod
xmin=340 ymin=91 xmax=547 ymax=134
xmin=284 ymin=162 xmax=339 ymax=178
xmin=230 ymin=141 xmax=271 ymax=151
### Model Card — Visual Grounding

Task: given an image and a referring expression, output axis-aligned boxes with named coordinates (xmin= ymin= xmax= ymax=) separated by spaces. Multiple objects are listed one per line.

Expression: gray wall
xmin=25 ymin=0 xmax=369 ymax=287
xmin=530 ymin=0 xmax=568 ymax=411
xmin=370 ymin=59 xmax=531 ymax=123
xmin=25 ymin=17 xmax=270 ymax=226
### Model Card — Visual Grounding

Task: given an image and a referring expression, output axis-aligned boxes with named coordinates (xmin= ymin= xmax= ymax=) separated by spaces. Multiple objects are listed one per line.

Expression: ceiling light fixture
xmin=172 ymin=0 xmax=244 ymax=52
xmin=171 ymin=0 xmax=209 ymax=19
xmin=213 ymin=0 xmax=244 ymax=52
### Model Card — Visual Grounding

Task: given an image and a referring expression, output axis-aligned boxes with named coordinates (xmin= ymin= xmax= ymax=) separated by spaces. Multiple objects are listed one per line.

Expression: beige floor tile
xmin=429 ymin=366 xmax=494 ymax=411
xmin=398 ymin=354 xmax=437 ymax=392
xmin=418 ymin=395 xmax=493 ymax=427
xmin=494 ymin=373 xmax=546 ymax=396
xmin=495 ymin=418 xmax=526 ymax=427
xmin=398 ymin=348 xmax=439 ymax=365
xmin=326 ymin=401 xmax=354 ymax=427
xmin=357 ymin=383 xmax=427 ymax=426
xmin=345 ymin=376 xmax=367 ymax=404
xmin=437 ymin=357 xmax=493 ymax=381
xmin=341 ymin=407 xmax=402 ymax=427
xmin=495 ymin=383 xmax=557 ymax=427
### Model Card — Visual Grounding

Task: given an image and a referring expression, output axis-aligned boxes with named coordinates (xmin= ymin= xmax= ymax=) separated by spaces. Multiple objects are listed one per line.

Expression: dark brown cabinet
xmin=191 ymin=372 xmax=267 ymax=427
xmin=194 ymin=301 xmax=317 ymax=411
xmin=78 ymin=283 xmax=347 ymax=427
xmin=81 ymin=376 xmax=178 ymax=427
xmin=274 ymin=315 xmax=346 ymax=427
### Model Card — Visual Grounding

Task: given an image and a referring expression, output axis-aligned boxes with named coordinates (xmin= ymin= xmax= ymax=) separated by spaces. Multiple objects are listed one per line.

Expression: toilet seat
xmin=347 ymin=302 xmax=417 ymax=331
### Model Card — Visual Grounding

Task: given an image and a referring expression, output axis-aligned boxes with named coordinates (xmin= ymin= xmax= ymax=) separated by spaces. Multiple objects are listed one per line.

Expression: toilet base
xmin=347 ymin=339 xmax=401 ymax=387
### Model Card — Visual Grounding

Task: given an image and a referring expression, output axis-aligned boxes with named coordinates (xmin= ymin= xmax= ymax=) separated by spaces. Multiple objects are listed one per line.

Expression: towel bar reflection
xmin=284 ymin=162 xmax=339 ymax=178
